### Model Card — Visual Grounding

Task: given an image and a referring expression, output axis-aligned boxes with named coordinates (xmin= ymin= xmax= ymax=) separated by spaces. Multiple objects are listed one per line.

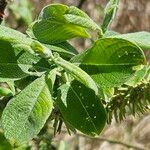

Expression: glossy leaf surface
xmin=28 ymin=4 xmax=100 ymax=44
xmin=64 ymin=6 xmax=100 ymax=30
xmin=44 ymin=42 xmax=77 ymax=59
xmin=113 ymin=32 xmax=150 ymax=50
xmin=56 ymin=80 xmax=107 ymax=136
xmin=0 ymin=26 xmax=50 ymax=82
xmin=71 ymin=38 xmax=146 ymax=88
xmin=54 ymin=57 xmax=98 ymax=94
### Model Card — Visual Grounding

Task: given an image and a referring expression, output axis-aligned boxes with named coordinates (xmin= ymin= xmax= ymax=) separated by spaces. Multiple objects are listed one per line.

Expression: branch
xmin=0 ymin=0 xmax=7 ymax=23
xmin=76 ymin=132 xmax=147 ymax=150
xmin=51 ymin=127 xmax=147 ymax=150
xmin=77 ymin=0 xmax=86 ymax=9
xmin=91 ymin=137 xmax=147 ymax=150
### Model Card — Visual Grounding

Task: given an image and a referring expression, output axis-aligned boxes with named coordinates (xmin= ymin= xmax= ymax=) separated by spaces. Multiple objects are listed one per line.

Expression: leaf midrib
xmin=46 ymin=44 xmax=76 ymax=56
xmin=0 ymin=62 xmax=49 ymax=70
xmin=73 ymin=62 xmax=142 ymax=66
xmin=64 ymin=14 xmax=100 ymax=30
xmin=16 ymin=83 xmax=46 ymax=141
xmin=70 ymin=85 xmax=98 ymax=134
xmin=39 ymin=17 xmax=90 ymax=28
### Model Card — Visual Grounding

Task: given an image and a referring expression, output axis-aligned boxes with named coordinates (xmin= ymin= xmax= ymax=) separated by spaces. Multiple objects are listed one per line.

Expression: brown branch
xmin=90 ymin=137 xmax=147 ymax=150
xmin=51 ymin=127 xmax=147 ymax=150
xmin=0 ymin=0 xmax=7 ymax=23
xmin=76 ymin=133 xmax=147 ymax=150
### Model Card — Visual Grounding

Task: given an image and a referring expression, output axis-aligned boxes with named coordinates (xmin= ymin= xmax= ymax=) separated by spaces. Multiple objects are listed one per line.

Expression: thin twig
xmin=50 ymin=127 xmax=147 ymax=150
xmin=77 ymin=0 xmax=86 ymax=9
xmin=88 ymin=136 xmax=147 ymax=150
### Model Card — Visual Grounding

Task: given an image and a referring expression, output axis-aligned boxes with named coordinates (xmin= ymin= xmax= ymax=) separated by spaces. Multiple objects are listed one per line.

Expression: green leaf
xmin=15 ymin=68 xmax=57 ymax=92
xmin=0 ymin=25 xmax=50 ymax=56
xmin=64 ymin=6 xmax=100 ymax=31
xmin=112 ymin=32 xmax=150 ymax=50
xmin=38 ymin=3 xmax=68 ymax=21
xmin=104 ymin=30 xmax=120 ymax=37
xmin=45 ymin=68 xmax=57 ymax=94
xmin=125 ymin=65 xmax=148 ymax=87
xmin=0 ymin=132 xmax=12 ymax=150
xmin=13 ymin=144 xmax=31 ymax=150
xmin=102 ymin=88 xmax=114 ymax=100
xmin=66 ymin=6 xmax=89 ymax=18
xmin=44 ymin=42 xmax=77 ymax=59
xmin=101 ymin=0 xmax=119 ymax=33
xmin=0 ymin=26 xmax=50 ymax=82
xmin=27 ymin=4 xmax=101 ymax=44
xmin=145 ymin=66 xmax=150 ymax=81
xmin=7 ymin=81 xmax=16 ymax=96
xmin=0 ymin=40 xmax=29 ymax=81
xmin=0 ymin=25 xmax=32 ymax=47
xmin=40 ymin=4 xmax=100 ymax=31
xmin=2 ymin=75 xmax=53 ymax=144
xmin=28 ymin=19 xmax=90 ymax=44
xmin=0 ymin=40 xmax=50 ymax=82
xmin=14 ymin=76 xmax=37 ymax=90
xmin=64 ymin=14 xmax=99 ymax=30
xmin=0 ymin=86 xmax=13 ymax=97
xmin=53 ymin=41 xmax=78 ymax=55
xmin=56 ymin=80 xmax=107 ymax=136
xmin=53 ymin=56 xmax=98 ymax=94
xmin=71 ymin=38 xmax=146 ymax=88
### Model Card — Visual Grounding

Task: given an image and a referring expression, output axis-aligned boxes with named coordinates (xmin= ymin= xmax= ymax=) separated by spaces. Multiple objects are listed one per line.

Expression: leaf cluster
xmin=0 ymin=1 xmax=149 ymax=147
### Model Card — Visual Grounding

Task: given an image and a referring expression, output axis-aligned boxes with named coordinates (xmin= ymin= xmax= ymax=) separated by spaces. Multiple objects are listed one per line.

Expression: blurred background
xmin=1 ymin=0 xmax=150 ymax=150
